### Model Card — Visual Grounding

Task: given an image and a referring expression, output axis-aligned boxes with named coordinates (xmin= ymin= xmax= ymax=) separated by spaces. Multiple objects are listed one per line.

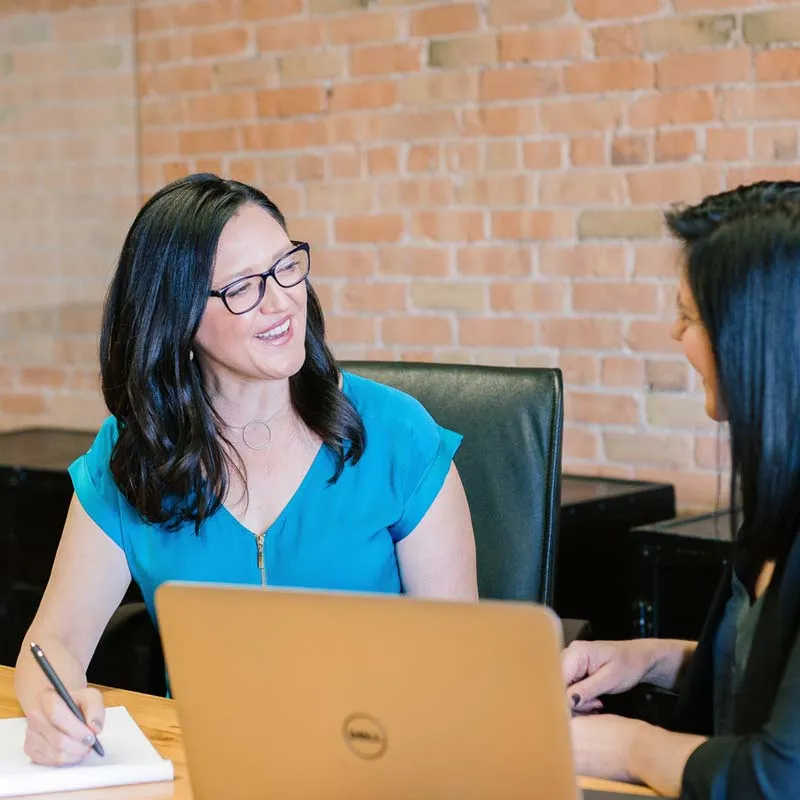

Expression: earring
xmin=189 ymin=349 xmax=195 ymax=362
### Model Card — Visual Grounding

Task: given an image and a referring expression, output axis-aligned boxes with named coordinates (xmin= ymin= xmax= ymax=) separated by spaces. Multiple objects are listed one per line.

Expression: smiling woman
xmin=13 ymin=173 xmax=478 ymax=768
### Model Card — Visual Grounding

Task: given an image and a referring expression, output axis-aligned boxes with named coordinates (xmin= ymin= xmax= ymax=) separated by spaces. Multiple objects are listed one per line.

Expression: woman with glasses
xmin=14 ymin=173 xmax=478 ymax=766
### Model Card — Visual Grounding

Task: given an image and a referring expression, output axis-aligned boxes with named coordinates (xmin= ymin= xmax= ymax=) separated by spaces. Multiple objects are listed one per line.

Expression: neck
xmin=211 ymin=376 xmax=294 ymax=431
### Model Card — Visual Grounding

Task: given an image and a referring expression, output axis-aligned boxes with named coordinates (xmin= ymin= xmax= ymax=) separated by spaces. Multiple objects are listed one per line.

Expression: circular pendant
xmin=242 ymin=420 xmax=272 ymax=450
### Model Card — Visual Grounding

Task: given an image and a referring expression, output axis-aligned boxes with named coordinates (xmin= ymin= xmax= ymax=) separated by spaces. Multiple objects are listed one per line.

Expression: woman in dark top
xmin=563 ymin=180 xmax=800 ymax=798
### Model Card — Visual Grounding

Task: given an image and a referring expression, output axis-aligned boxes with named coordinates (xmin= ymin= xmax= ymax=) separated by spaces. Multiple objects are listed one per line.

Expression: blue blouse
xmin=68 ymin=372 xmax=462 ymax=626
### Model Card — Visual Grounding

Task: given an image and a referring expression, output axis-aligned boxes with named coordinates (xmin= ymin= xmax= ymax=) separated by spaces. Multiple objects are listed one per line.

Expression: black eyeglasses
xmin=209 ymin=241 xmax=311 ymax=315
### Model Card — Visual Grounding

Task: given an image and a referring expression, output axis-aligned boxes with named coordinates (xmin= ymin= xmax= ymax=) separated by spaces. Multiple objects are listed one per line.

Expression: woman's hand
xmin=24 ymin=686 xmax=105 ymax=766
xmin=570 ymin=713 xmax=644 ymax=784
xmin=562 ymin=639 xmax=660 ymax=713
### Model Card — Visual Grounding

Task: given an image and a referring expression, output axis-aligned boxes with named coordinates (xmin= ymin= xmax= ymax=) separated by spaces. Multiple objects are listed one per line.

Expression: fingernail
xmin=81 ymin=733 xmax=96 ymax=747
xmin=91 ymin=719 xmax=103 ymax=734
xmin=571 ymin=693 xmax=581 ymax=707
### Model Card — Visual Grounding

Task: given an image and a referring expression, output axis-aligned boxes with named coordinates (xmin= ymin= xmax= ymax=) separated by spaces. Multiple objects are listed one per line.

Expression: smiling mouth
xmin=256 ymin=318 xmax=291 ymax=341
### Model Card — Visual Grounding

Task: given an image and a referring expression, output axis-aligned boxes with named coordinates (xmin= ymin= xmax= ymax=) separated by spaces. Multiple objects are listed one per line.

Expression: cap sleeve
xmin=387 ymin=397 xmax=463 ymax=543
xmin=67 ymin=416 xmax=126 ymax=550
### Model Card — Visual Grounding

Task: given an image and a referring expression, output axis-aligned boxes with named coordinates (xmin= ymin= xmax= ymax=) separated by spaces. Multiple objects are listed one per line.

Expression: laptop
xmin=155 ymin=583 xmax=635 ymax=800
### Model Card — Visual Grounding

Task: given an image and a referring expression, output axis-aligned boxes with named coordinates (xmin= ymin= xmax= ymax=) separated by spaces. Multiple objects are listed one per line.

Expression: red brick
xmin=489 ymin=0 xmax=569 ymax=26
xmin=412 ymin=211 xmax=486 ymax=242
xmin=366 ymin=146 xmax=400 ymax=175
xmin=634 ymin=243 xmax=682 ymax=279
xmin=602 ymin=356 xmax=645 ymax=387
xmin=571 ymin=136 xmax=607 ymax=166
xmin=328 ymin=11 xmax=399 ymax=44
xmin=705 ymin=128 xmax=749 ymax=162
xmin=295 ymin=155 xmax=325 ymax=180
xmin=540 ymin=171 xmax=626 ymax=205
xmin=307 ymin=182 xmax=373 ymax=214
xmin=410 ymin=3 xmax=480 ymax=37
xmin=428 ymin=35 xmax=498 ymax=68
xmin=579 ymin=209 xmax=663 ymax=239
xmin=335 ymin=215 xmax=404 ymax=244
xmin=645 ymin=15 xmax=735 ymax=52
xmin=479 ymin=67 xmax=563 ymax=101
xmin=351 ymin=44 xmax=421 ymax=76
xmin=655 ymin=129 xmax=697 ymax=162
xmin=383 ymin=316 xmax=453 ymax=346
xmin=186 ymin=92 xmax=256 ymax=124
xmin=242 ymin=120 xmax=327 ymax=150
xmin=382 ymin=110 xmax=459 ymax=139
xmin=754 ymin=127 xmax=798 ymax=162
xmin=565 ymin=58 xmax=653 ymax=93
xmin=523 ymin=141 xmax=564 ymax=169
xmin=327 ymin=115 xmax=383 ymax=146
xmin=412 ymin=283 xmax=485 ymax=312
xmin=567 ymin=390 xmax=640 ymax=425
xmin=572 ymin=282 xmax=659 ymax=314
xmin=657 ymin=49 xmax=751 ymax=89
xmin=179 ymin=127 xmax=239 ymax=156
xmin=756 ymin=49 xmax=800 ymax=83
xmin=540 ymin=244 xmax=628 ymax=278
xmin=629 ymin=90 xmax=716 ymax=127
xmin=256 ymin=20 xmax=325 ymax=51
xmin=541 ymin=318 xmax=622 ymax=349
xmin=575 ymin=0 xmax=660 ymax=18
xmin=190 ymin=27 xmax=250 ymax=59
xmin=407 ymin=144 xmax=441 ymax=172
xmin=379 ymin=178 xmax=453 ymax=208
xmin=455 ymin=175 xmax=531 ymax=206
xmin=627 ymin=167 xmax=721 ymax=204
xmin=646 ymin=359 xmax=690 ymax=392
xmin=379 ymin=248 xmax=450 ymax=277
xmin=399 ymin=72 xmax=478 ymax=106
xmin=464 ymin=106 xmax=540 ymax=136
xmin=726 ymin=166 xmax=800 ymax=187
xmin=490 ymin=281 xmax=567 ymax=313
xmin=540 ymin=98 xmax=624 ymax=133
xmin=592 ymin=23 xmax=644 ymax=57
xmin=313 ymin=248 xmax=376 ymax=277
xmin=0 ymin=393 xmax=48 ymax=415
xmin=20 ymin=367 xmax=66 ymax=388
xmin=499 ymin=27 xmax=584 ymax=62
xmin=626 ymin=320 xmax=681 ymax=353
xmin=279 ymin=51 xmax=344 ymax=82
xmin=138 ymin=64 xmax=214 ymax=96
xmin=327 ymin=149 xmax=364 ymax=179
xmin=329 ymin=80 xmax=397 ymax=112
xmin=559 ymin=353 xmax=600 ymax=386
xmin=695 ymin=435 xmax=730 ymax=470
xmin=492 ymin=210 xmax=574 ymax=240
xmin=485 ymin=141 xmax=520 ymax=170
xmin=445 ymin=142 xmax=482 ymax=172
xmin=563 ymin=426 xmax=601 ymax=460
xmin=459 ymin=318 xmax=538 ymax=347
xmin=645 ymin=394 xmax=713 ymax=430
xmin=239 ymin=0 xmax=302 ymax=20
xmin=458 ymin=246 xmax=532 ymax=277
xmin=722 ymin=87 xmax=800 ymax=122
xmin=326 ymin=316 xmax=377 ymax=345
xmin=612 ymin=134 xmax=650 ymax=165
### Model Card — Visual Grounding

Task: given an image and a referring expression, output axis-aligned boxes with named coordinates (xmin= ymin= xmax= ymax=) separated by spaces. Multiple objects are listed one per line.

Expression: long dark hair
xmin=100 ymin=173 xmax=365 ymax=532
xmin=665 ymin=181 xmax=800 ymax=579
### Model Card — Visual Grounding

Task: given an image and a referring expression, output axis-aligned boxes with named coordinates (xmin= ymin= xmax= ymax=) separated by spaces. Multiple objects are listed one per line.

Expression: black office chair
xmin=90 ymin=361 xmax=587 ymax=694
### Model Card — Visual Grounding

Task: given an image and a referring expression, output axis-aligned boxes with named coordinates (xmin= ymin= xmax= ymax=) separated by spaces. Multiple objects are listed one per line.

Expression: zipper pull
xmin=256 ymin=533 xmax=265 ymax=571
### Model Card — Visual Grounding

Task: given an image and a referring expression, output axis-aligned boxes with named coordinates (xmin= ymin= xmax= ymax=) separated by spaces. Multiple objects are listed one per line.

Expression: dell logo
xmin=342 ymin=713 xmax=387 ymax=760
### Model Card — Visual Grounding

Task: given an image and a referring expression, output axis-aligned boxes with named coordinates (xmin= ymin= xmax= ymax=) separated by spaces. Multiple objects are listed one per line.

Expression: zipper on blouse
xmin=255 ymin=532 xmax=267 ymax=587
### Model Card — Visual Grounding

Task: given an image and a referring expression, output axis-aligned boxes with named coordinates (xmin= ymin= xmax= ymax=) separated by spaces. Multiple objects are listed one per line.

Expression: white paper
xmin=0 ymin=706 xmax=174 ymax=797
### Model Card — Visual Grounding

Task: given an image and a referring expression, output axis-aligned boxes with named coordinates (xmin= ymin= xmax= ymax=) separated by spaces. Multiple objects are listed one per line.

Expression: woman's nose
xmin=259 ymin=277 xmax=290 ymax=313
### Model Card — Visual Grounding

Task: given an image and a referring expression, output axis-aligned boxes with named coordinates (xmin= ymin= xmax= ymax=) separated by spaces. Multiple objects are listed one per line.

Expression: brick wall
xmin=5 ymin=0 xmax=800 ymax=509
xmin=0 ymin=0 xmax=139 ymax=431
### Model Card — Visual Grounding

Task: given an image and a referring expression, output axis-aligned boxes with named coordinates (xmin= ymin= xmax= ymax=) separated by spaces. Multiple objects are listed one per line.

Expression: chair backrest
xmin=342 ymin=362 xmax=564 ymax=606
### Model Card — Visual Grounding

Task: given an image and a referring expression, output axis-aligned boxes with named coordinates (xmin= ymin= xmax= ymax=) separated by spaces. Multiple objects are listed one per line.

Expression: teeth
xmin=258 ymin=319 xmax=290 ymax=339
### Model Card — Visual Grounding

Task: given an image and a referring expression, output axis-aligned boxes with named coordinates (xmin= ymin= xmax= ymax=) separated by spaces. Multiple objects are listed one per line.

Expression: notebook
xmin=0 ymin=706 xmax=174 ymax=797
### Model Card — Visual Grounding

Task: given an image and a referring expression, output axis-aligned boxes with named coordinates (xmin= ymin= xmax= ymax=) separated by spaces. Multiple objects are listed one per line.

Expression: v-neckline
xmin=220 ymin=442 xmax=328 ymax=537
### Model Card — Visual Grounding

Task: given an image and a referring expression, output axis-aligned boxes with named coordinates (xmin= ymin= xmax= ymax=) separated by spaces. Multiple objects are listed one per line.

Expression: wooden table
xmin=0 ymin=666 xmax=655 ymax=798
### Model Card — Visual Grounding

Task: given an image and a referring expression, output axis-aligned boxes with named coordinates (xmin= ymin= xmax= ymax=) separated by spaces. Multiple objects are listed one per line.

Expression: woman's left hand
xmin=570 ymin=713 xmax=644 ymax=784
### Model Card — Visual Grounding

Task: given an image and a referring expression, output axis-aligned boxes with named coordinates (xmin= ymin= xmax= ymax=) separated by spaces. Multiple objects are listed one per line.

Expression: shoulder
xmin=341 ymin=370 xmax=438 ymax=434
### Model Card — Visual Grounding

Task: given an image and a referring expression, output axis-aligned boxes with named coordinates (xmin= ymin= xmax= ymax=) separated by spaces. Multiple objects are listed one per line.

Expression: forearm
xmin=641 ymin=639 xmax=697 ymax=691
xmin=14 ymin=632 xmax=87 ymax=714
xmin=629 ymin=721 xmax=707 ymax=797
